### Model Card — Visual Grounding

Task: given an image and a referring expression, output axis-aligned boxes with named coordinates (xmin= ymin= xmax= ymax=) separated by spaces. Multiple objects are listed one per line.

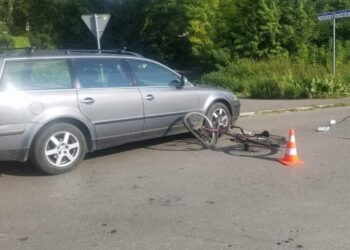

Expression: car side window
xmin=127 ymin=59 xmax=181 ymax=87
xmin=0 ymin=59 xmax=72 ymax=91
xmin=74 ymin=58 xmax=130 ymax=88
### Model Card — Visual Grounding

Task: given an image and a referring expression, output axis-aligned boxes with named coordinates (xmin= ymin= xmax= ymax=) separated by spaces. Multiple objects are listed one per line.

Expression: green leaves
xmin=233 ymin=0 xmax=283 ymax=59
xmin=201 ymin=56 xmax=350 ymax=99
xmin=0 ymin=0 xmax=350 ymax=77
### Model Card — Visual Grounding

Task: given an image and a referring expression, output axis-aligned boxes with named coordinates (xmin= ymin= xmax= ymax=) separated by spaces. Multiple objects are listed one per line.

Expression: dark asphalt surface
xmin=1 ymin=106 xmax=350 ymax=249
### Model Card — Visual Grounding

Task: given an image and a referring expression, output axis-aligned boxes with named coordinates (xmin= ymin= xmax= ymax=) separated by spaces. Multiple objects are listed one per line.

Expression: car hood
xmin=192 ymin=84 xmax=225 ymax=91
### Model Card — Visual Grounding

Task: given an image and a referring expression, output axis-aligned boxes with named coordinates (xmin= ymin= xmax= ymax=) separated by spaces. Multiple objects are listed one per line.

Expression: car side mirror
xmin=169 ymin=76 xmax=187 ymax=88
xmin=180 ymin=75 xmax=188 ymax=86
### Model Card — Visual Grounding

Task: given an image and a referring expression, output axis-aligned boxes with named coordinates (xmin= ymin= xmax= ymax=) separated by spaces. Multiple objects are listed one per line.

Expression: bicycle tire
xmin=244 ymin=134 xmax=286 ymax=149
xmin=268 ymin=134 xmax=287 ymax=147
xmin=184 ymin=112 xmax=218 ymax=148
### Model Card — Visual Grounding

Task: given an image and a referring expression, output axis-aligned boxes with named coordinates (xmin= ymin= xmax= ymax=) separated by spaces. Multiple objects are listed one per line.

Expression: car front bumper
xmin=231 ymin=99 xmax=241 ymax=123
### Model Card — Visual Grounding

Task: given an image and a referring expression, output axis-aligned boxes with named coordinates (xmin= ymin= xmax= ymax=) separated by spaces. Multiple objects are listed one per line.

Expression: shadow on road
xmin=0 ymin=133 xmax=283 ymax=177
xmin=145 ymin=134 xmax=282 ymax=162
xmin=144 ymin=134 xmax=207 ymax=152
xmin=0 ymin=134 xmax=197 ymax=177
xmin=0 ymin=161 xmax=45 ymax=177
xmin=145 ymin=133 xmax=283 ymax=162
xmin=215 ymin=144 xmax=281 ymax=163
xmin=87 ymin=133 xmax=204 ymax=159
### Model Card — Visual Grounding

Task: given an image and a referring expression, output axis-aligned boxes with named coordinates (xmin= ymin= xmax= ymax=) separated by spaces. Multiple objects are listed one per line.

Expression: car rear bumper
xmin=0 ymin=123 xmax=39 ymax=162
xmin=0 ymin=148 xmax=29 ymax=162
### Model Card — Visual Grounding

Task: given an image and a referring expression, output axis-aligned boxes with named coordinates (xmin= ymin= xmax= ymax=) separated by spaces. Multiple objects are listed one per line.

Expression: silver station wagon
xmin=0 ymin=49 xmax=240 ymax=174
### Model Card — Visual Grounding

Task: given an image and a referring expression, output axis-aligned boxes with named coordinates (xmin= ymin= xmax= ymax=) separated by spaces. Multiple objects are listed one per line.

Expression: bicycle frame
xmin=183 ymin=112 xmax=286 ymax=150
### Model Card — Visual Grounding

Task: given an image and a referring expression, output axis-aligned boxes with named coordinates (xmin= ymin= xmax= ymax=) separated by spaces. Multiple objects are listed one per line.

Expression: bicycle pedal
xmin=260 ymin=131 xmax=270 ymax=137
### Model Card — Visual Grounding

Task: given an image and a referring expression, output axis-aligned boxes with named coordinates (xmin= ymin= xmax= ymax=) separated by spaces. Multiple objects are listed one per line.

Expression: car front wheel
xmin=31 ymin=123 xmax=87 ymax=175
xmin=207 ymin=103 xmax=232 ymax=128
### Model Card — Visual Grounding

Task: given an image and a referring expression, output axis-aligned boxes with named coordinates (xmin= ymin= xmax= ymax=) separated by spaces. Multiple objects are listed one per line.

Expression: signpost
xmin=81 ymin=14 xmax=111 ymax=51
xmin=318 ymin=9 xmax=350 ymax=76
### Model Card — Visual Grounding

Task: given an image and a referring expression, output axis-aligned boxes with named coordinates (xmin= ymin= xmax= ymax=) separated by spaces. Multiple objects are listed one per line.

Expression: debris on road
xmin=316 ymin=126 xmax=330 ymax=132
xmin=316 ymin=115 xmax=350 ymax=132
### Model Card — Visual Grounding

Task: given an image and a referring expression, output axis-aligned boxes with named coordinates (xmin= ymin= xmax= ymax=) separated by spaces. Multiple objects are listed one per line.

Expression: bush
xmin=201 ymin=56 xmax=350 ymax=99
xmin=11 ymin=36 xmax=31 ymax=48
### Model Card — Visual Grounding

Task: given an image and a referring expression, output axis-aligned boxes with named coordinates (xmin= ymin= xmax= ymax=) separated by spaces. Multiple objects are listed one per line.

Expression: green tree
xmin=186 ymin=0 xmax=236 ymax=69
xmin=113 ymin=0 xmax=191 ymax=65
xmin=232 ymin=0 xmax=283 ymax=59
xmin=279 ymin=0 xmax=315 ymax=57
xmin=138 ymin=0 xmax=191 ymax=65
xmin=313 ymin=0 xmax=350 ymax=45
xmin=0 ymin=0 xmax=16 ymax=49
xmin=0 ymin=21 xmax=12 ymax=49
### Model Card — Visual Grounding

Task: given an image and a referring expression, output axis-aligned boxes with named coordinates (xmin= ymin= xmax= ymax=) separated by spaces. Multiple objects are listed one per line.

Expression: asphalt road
xmin=1 ymin=107 xmax=350 ymax=250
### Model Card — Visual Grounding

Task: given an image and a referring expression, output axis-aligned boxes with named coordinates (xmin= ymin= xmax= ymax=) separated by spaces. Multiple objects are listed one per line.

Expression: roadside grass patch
xmin=201 ymin=56 xmax=350 ymax=99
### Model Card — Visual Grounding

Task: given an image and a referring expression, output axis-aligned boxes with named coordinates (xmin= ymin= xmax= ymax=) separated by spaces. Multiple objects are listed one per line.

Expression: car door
xmin=126 ymin=58 xmax=200 ymax=138
xmin=74 ymin=57 xmax=144 ymax=148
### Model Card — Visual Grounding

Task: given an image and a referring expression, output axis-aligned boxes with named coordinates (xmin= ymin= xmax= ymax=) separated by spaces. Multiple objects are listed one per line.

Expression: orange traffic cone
xmin=278 ymin=129 xmax=304 ymax=166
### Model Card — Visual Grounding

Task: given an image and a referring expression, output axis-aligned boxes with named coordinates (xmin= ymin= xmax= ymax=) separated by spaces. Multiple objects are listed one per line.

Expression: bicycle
xmin=183 ymin=112 xmax=287 ymax=150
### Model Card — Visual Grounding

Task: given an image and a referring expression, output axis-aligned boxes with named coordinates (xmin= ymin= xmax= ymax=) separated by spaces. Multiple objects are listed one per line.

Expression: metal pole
xmin=94 ymin=14 xmax=101 ymax=52
xmin=333 ymin=12 xmax=336 ymax=76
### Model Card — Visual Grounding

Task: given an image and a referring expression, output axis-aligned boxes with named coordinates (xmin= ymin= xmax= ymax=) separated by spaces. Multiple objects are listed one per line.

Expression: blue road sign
xmin=318 ymin=9 xmax=350 ymax=21
xmin=317 ymin=10 xmax=350 ymax=76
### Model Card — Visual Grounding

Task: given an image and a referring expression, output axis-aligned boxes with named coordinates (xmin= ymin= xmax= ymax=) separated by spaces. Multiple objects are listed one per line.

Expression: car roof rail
xmin=0 ymin=47 xmax=143 ymax=58
xmin=0 ymin=47 xmax=36 ymax=55
xmin=63 ymin=48 xmax=143 ymax=57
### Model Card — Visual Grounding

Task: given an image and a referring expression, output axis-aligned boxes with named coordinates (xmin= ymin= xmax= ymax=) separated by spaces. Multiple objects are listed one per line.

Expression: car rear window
xmin=0 ymin=59 xmax=73 ymax=91
xmin=74 ymin=58 xmax=130 ymax=88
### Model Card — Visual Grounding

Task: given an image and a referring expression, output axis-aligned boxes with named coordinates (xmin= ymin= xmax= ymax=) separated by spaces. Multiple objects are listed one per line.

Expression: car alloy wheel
xmin=207 ymin=102 xmax=232 ymax=128
xmin=31 ymin=122 xmax=86 ymax=175
xmin=45 ymin=131 xmax=80 ymax=168
xmin=212 ymin=108 xmax=229 ymax=127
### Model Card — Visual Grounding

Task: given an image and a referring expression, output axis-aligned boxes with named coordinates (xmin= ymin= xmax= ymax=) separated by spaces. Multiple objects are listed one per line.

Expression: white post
xmin=333 ymin=12 xmax=336 ymax=76
xmin=94 ymin=14 xmax=101 ymax=52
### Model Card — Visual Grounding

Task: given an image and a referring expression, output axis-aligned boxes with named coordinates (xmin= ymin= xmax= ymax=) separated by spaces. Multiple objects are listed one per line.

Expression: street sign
xmin=82 ymin=14 xmax=111 ymax=39
xmin=81 ymin=14 xmax=111 ymax=50
xmin=317 ymin=9 xmax=350 ymax=76
xmin=318 ymin=9 xmax=350 ymax=21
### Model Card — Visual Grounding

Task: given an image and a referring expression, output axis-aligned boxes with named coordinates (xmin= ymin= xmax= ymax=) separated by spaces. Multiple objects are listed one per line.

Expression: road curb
xmin=239 ymin=102 xmax=350 ymax=117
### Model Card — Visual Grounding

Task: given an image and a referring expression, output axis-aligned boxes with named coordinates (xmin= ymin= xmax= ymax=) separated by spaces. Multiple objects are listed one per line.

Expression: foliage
xmin=0 ymin=21 xmax=12 ymax=49
xmin=202 ymin=56 xmax=350 ymax=99
xmin=1 ymin=0 xmax=350 ymax=98
xmin=232 ymin=0 xmax=283 ymax=59
xmin=186 ymin=0 xmax=234 ymax=69
xmin=10 ymin=36 xmax=30 ymax=48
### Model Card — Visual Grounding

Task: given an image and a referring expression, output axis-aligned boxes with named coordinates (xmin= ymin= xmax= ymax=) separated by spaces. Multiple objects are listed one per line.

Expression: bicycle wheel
xmin=268 ymin=134 xmax=287 ymax=147
xmin=184 ymin=112 xmax=218 ymax=148
xmin=246 ymin=133 xmax=287 ymax=149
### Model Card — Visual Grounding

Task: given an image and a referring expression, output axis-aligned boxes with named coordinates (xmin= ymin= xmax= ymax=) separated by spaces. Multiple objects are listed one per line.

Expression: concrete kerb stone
xmin=239 ymin=102 xmax=350 ymax=117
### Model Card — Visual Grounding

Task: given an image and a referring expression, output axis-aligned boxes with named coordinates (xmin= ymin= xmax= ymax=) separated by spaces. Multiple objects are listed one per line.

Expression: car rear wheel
xmin=31 ymin=123 xmax=86 ymax=175
xmin=207 ymin=103 xmax=232 ymax=128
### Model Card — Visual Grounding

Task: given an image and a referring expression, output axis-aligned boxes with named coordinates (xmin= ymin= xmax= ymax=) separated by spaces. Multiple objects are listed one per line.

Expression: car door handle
xmin=144 ymin=94 xmax=155 ymax=101
xmin=80 ymin=97 xmax=95 ymax=105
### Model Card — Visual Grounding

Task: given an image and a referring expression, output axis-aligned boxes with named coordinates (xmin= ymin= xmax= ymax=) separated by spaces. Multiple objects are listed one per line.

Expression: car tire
xmin=31 ymin=123 xmax=87 ymax=175
xmin=206 ymin=102 xmax=232 ymax=128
